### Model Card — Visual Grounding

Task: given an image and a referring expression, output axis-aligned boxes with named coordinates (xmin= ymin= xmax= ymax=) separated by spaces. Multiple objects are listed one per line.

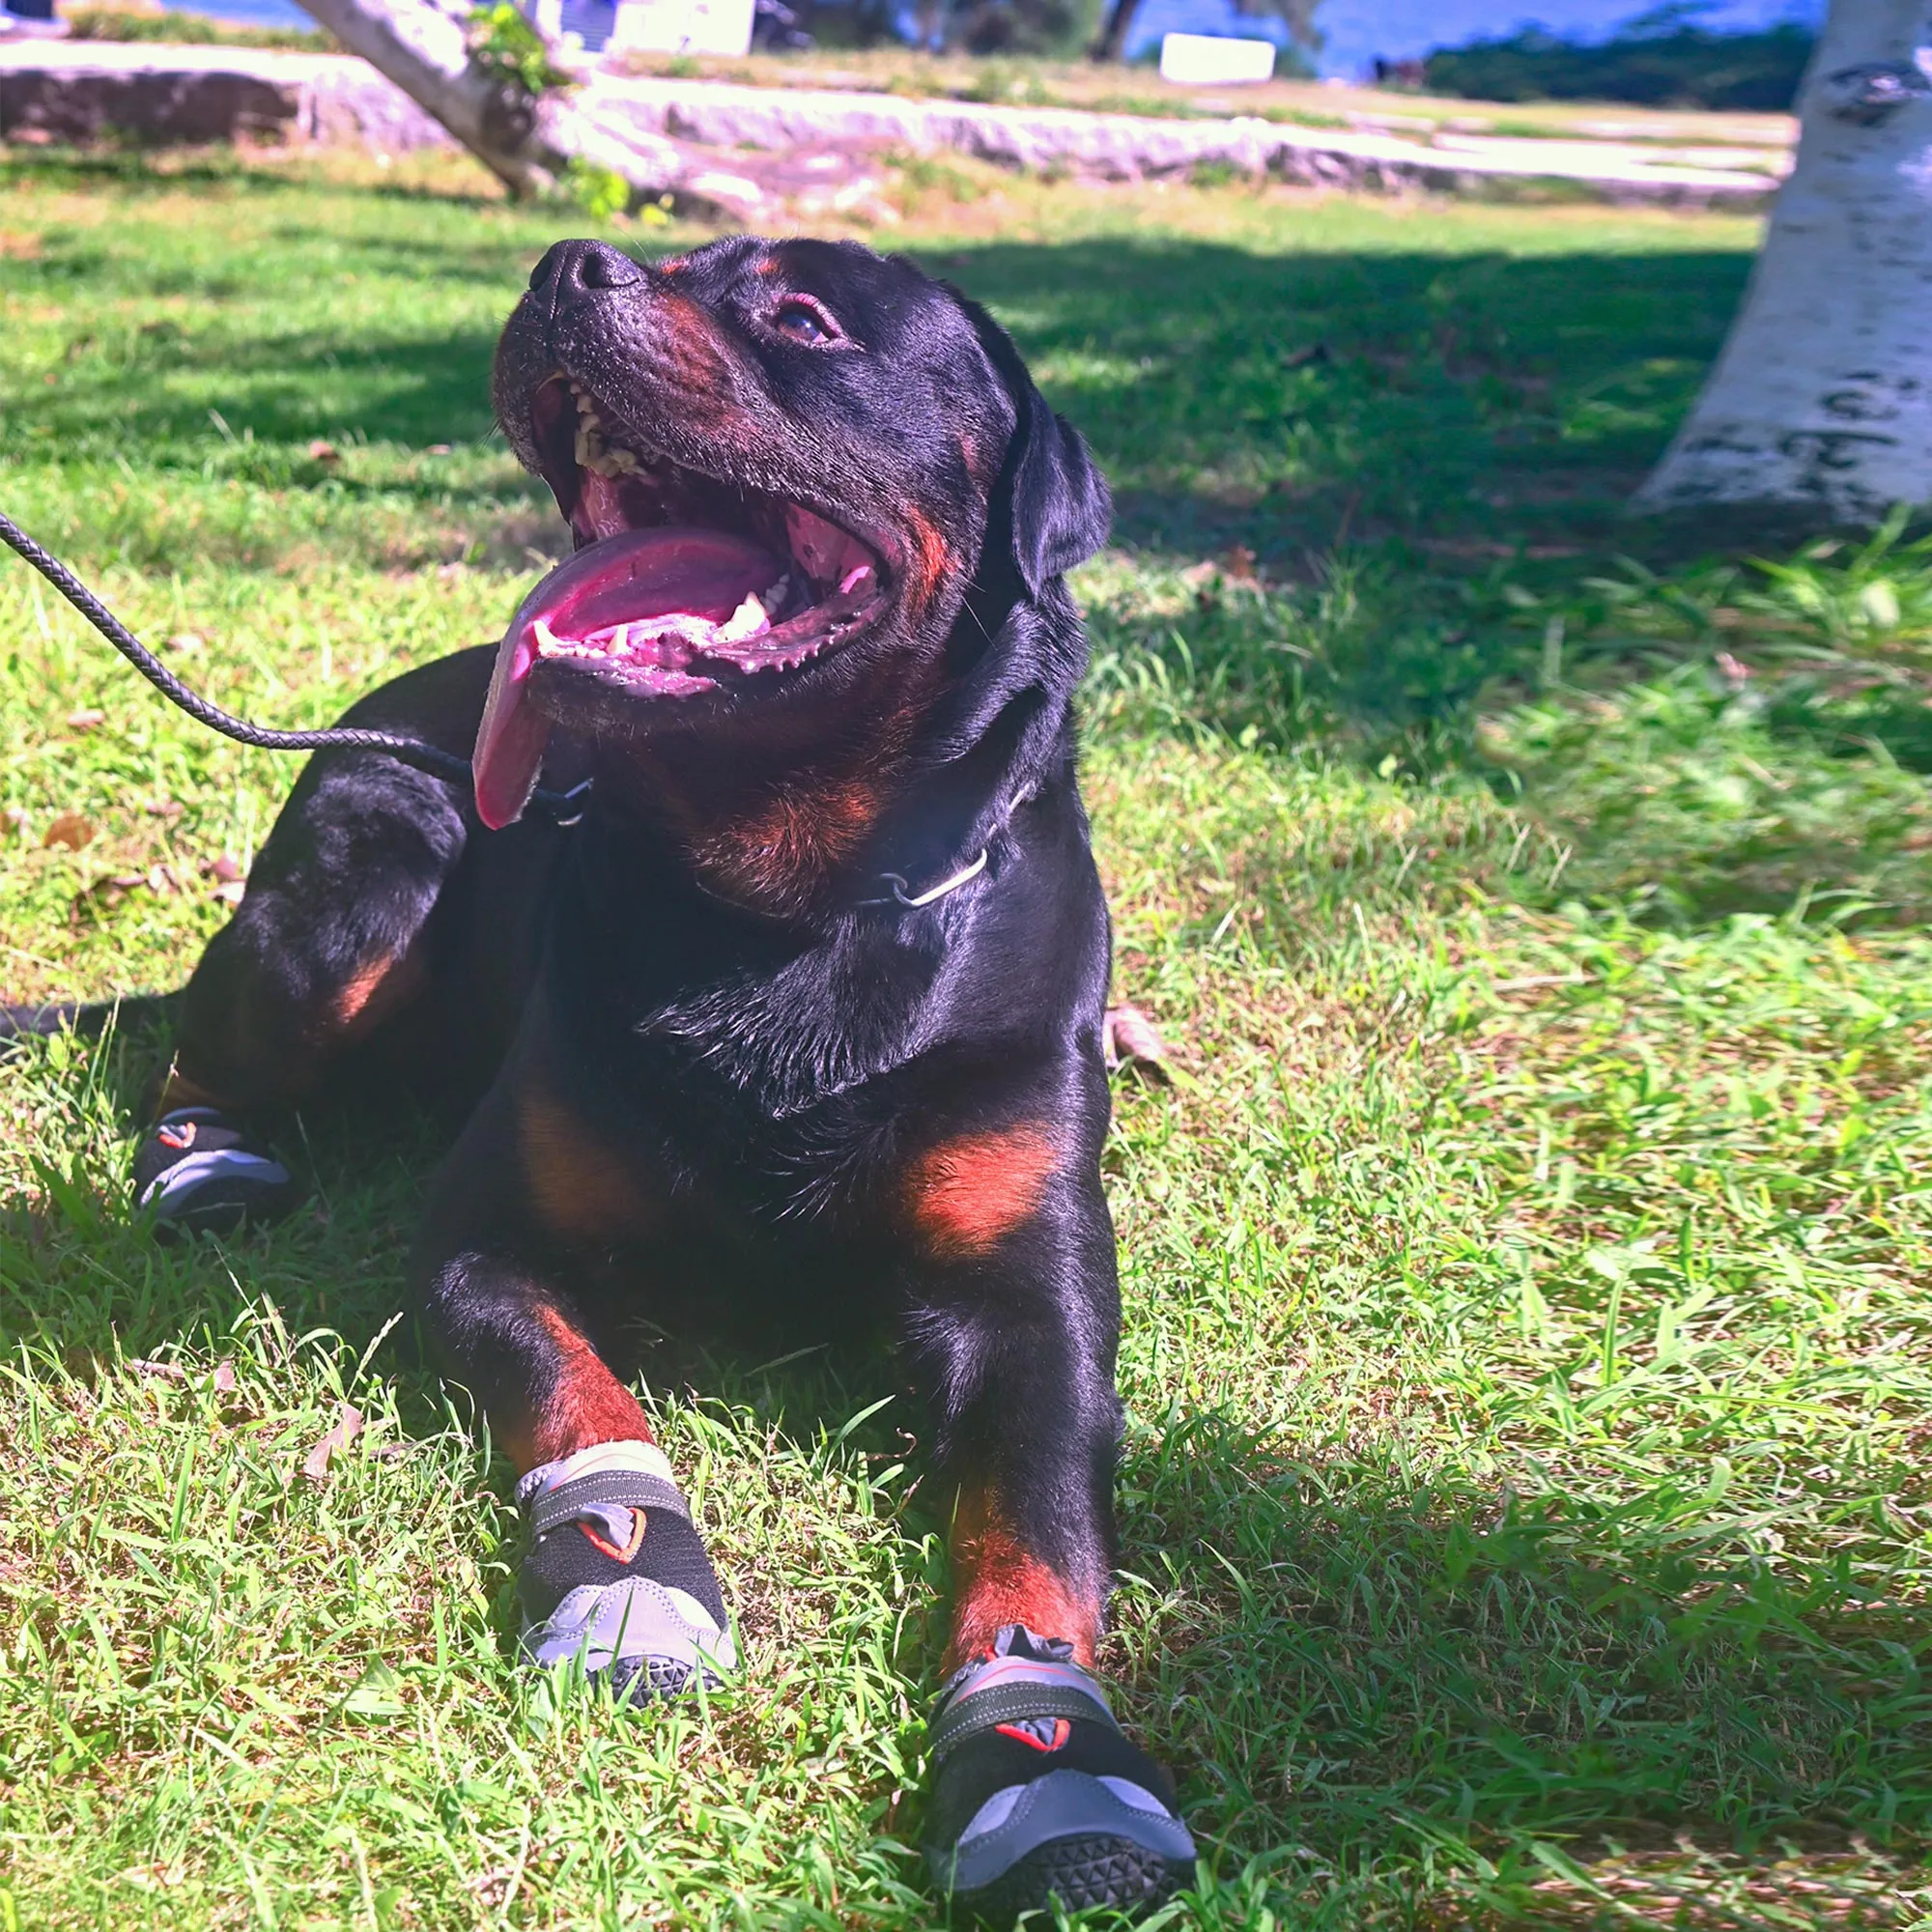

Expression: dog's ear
xmin=952 ymin=290 xmax=1112 ymax=597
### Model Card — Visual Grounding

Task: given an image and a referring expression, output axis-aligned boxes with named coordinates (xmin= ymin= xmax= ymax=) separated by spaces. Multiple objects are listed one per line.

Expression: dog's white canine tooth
xmin=716 ymin=591 xmax=770 ymax=644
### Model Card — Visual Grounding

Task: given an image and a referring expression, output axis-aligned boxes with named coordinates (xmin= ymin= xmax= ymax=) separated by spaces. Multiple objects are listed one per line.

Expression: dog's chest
xmin=534 ymin=898 xmax=953 ymax=1228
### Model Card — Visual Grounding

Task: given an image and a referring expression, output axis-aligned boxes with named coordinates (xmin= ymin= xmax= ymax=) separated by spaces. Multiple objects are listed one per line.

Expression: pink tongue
xmin=472 ymin=525 xmax=781 ymax=829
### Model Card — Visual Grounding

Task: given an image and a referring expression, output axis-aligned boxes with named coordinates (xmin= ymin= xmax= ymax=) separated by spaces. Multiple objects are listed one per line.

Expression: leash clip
xmin=537 ymin=778 xmax=594 ymax=827
xmin=867 ymin=847 xmax=988 ymax=909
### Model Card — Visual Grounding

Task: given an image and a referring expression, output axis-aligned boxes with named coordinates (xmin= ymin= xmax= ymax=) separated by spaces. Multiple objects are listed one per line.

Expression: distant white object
xmin=1159 ymin=32 xmax=1274 ymax=86
xmin=557 ymin=0 xmax=618 ymax=51
xmin=609 ymin=0 xmax=753 ymax=56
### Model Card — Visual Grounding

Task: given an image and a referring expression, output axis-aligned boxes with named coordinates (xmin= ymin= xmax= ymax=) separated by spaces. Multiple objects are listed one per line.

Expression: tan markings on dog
xmin=906 ymin=1123 xmax=1059 ymax=1259
xmin=694 ymin=771 xmax=884 ymax=906
xmin=947 ymin=1485 xmax=1099 ymax=1668
xmin=322 ymin=946 xmax=427 ymax=1041
xmin=902 ymin=505 xmax=954 ymax=614
xmin=502 ymin=1302 xmax=656 ymax=1473
xmin=520 ymin=1090 xmax=653 ymax=1246
xmin=677 ymin=705 xmax=921 ymax=909
xmin=663 ymin=296 xmax=736 ymax=398
xmin=958 ymin=430 xmax=992 ymax=487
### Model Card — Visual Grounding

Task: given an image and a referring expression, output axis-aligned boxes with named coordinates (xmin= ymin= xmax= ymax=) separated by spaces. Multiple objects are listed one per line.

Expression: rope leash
xmin=0 ymin=508 xmax=1005 ymax=905
xmin=0 ymin=508 xmax=590 ymax=823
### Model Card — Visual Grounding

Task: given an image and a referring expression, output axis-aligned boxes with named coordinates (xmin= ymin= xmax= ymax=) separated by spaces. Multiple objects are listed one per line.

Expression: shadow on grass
xmin=0 ymin=147 xmax=502 ymax=207
xmin=1120 ymin=1411 xmax=1929 ymax=1881
xmin=9 ymin=193 xmax=1752 ymax=551
xmin=2 ymin=1016 xmax=1925 ymax=1922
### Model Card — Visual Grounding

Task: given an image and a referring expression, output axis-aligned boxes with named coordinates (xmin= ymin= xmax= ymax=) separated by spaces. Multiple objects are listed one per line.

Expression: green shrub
xmin=63 ymin=5 xmax=334 ymax=48
xmin=465 ymin=1 xmax=573 ymax=96
xmin=1420 ymin=15 xmax=1814 ymax=111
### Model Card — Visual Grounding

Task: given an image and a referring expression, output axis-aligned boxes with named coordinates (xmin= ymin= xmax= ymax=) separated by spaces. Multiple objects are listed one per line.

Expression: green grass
xmin=1 ymin=148 xmax=1929 ymax=1927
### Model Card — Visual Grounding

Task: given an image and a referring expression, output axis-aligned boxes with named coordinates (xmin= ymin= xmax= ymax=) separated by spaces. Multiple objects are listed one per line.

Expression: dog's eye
xmin=772 ymin=298 xmax=840 ymax=346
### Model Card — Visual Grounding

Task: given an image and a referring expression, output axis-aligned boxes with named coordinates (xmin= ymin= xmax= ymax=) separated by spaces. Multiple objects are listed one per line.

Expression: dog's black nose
xmin=527 ymin=240 xmax=641 ymax=301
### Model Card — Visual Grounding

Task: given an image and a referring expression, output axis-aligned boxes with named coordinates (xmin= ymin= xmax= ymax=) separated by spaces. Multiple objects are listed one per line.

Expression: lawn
xmin=1 ymin=148 xmax=1928 ymax=1929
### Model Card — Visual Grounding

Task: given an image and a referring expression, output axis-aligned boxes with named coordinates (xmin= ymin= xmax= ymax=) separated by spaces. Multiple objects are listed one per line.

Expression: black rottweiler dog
xmin=100 ymin=237 xmax=1195 ymax=1918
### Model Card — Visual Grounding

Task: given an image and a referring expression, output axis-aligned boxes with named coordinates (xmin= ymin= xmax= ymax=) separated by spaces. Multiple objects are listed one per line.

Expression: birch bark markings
xmin=1637 ymin=0 xmax=1932 ymax=520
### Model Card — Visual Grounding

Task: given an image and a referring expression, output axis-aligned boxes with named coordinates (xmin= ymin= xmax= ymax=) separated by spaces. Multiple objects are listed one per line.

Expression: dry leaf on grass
xmin=115 ymin=1863 xmax=185 ymax=1891
xmin=466 ymin=1864 xmax=519 ymax=1910
xmin=301 ymin=1403 xmax=363 ymax=1481
xmin=2 ymin=808 xmax=25 ymax=840
xmin=207 ymin=854 xmax=246 ymax=905
xmin=128 ymin=1357 xmax=188 ymax=1384
xmin=42 ymin=812 xmax=95 ymax=851
xmin=71 ymin=873 xmax=149 ymax=923
xmin=1103 ymin=1003 xmax=1172 ymax=1082
xmin=164 ymin=633 xmax=204 ymax=656
xmin=65 ymin=707 xmax=105 ymax=731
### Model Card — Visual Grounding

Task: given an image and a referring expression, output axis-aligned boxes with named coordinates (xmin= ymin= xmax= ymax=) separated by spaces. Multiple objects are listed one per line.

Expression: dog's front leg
xmin=900 ymin=1142 xmax=1196 ymax=1918
xmin=412 ymin=1098 xmax=733 ymax=1700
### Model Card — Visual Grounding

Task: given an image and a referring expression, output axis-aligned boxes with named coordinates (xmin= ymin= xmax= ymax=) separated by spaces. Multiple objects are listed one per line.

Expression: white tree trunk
xmin=294 ymin=0 xmax=730 ymax=211
xmin=1634 ymin=0 xmax=1932 ymax=521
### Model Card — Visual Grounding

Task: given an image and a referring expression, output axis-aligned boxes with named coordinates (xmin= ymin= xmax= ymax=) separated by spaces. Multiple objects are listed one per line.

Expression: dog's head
xmin=476 ymin=236 xmax=1109 ymax=831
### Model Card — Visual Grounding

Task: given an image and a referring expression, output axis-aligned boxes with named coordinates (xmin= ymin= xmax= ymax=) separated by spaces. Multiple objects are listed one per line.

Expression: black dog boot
xmin=923 ymin=1627 xmax=1194 ymax=1921
xmin=131 ymin=1106 xmax=297 ymax=1238
xmin=516 ymin=1442 xmax=736 ymax=1701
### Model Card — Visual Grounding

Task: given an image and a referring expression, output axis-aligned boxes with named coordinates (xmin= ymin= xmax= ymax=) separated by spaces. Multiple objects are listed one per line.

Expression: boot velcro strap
xmin=929 ymin=1680 xmax=1115 ymax=1760
xmin=529 ymin=1469 xmax=691 ymax=1539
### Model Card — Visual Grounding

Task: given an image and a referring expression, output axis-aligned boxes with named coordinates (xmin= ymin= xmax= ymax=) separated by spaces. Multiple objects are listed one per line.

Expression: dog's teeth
xmin=575 ymin=415 xmax=644 ymax=480
xmin=716 ymin=591 xmax=771 ymax=644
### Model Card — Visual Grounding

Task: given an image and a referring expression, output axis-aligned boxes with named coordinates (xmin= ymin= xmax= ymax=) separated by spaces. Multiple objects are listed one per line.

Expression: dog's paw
xmin=516 ymin=1450 xmax=735 ymax=1702
xmin=922 ymin=1627 xmax=1194 ymax=1922
xmin=132 ymin=1107 xmax=298 ymax=1240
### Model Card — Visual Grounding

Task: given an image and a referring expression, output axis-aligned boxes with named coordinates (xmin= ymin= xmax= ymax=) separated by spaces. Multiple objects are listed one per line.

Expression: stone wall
xmin=0 ymin=43 xmax=451 ymax=149
xmin=0 ymin=45 xmax=1780 ymax=206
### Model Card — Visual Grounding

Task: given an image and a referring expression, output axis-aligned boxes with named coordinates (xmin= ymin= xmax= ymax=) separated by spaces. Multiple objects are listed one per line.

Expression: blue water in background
xmin=148 ymin=0 xmax=1823 ymax=78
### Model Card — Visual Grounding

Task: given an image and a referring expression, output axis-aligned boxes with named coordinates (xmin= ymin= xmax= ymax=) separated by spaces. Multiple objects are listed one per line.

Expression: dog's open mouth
xmin=473 ymin=375 xmax=890 ymax=829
